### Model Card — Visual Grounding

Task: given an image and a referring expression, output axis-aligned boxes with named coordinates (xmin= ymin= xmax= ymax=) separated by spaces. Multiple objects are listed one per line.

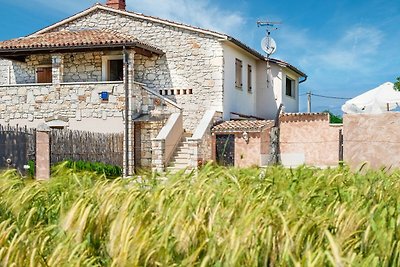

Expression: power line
xmin=310 ymin=93 xmax=351 ymax=100
xmin=300 ymin=92 xmax=351 ymax=100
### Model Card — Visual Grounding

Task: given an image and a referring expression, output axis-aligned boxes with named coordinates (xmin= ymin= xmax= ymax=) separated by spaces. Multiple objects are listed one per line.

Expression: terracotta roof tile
xmin=212 ymin=120 xmax=274 ymax=133
xmin=0 ymin=29 xmax=162 ymax=54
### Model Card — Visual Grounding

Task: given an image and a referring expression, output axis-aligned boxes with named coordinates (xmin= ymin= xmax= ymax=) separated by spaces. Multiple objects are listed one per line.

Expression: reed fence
xmin=50 ymin=129 xmax=123 ymax=167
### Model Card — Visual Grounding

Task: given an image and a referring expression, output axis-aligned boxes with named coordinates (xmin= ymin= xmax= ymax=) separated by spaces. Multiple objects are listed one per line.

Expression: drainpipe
xmin=123 ymin=46 xmax=129 ymax=177
xmin=299 ymin=76 xmax=308 ymax=84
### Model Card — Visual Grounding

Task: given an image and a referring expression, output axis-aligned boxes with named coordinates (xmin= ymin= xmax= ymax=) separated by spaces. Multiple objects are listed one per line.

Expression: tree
xmin=323 ymin=110 xmax=343 ymax=124
xmin=395 ymin=77 xmax=400 ymax=91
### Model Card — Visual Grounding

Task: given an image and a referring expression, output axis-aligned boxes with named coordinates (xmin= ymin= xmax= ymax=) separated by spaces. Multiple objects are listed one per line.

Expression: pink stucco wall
xmin=235 ymin=131 xmax=271 ymax=167
xmin=280 ymin=114 xmax=341 ymax=167
xmin=343 ymin=113 xmax=400 ymax=170
xmin=212 ymin=127 xmax=271 ymax=168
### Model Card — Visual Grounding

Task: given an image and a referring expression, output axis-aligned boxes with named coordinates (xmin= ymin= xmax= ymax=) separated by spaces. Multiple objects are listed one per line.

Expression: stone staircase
xmin=166 ymin=133 xmax=193 ymax=172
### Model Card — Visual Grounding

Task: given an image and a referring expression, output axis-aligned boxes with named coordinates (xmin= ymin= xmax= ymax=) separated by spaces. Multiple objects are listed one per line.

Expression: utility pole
xmin=307 ymin=91 xmax=312 ymax=113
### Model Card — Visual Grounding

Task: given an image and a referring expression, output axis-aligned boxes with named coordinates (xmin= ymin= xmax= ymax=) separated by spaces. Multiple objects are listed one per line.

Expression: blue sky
xmin=0 ymin=0 xmax=399 ymax=114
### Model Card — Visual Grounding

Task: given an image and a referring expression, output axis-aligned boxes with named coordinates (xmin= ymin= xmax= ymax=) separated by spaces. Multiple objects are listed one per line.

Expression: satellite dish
xmin=261 ymin=36 xmax=277 ymax=56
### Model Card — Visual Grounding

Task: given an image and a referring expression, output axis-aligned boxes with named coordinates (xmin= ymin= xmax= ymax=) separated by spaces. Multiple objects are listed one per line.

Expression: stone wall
xmin=50 ymin=8 xmax=225 ymax=131
xmin=280 ymin=113 xmax=342 ymax=167
xmin=343 ymin=113 xmax=400 ymax=170
xmin=1 ymin=52 xmax=103 ymax=84
xmin=63 ymin=52 xmax=103 ymax=82
xmin=188 ymin=110 xmax=223 ymax=168
xmin=0 ymin=83 xmax=125 ymax=123
xmin=134 ymin=120 xmax=166 ymax=169
xmin=0 ymin=57 xmax=39 ymax=84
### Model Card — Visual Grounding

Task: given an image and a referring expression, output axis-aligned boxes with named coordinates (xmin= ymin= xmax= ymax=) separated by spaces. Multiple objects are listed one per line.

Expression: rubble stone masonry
xmin=50 ymin=8 xmax=225 ymax=131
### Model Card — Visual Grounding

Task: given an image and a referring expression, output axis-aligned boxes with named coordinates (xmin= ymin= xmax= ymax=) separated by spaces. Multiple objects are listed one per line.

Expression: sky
xmin=0 ymin=0 xmax=399 ymax=114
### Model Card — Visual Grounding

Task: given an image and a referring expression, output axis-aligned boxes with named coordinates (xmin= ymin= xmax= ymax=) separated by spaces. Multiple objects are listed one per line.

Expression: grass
xmin=1 ymin=163 xmax=400 ymax=266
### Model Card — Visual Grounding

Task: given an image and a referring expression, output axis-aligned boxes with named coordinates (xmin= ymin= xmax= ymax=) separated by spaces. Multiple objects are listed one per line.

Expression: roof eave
xmin=225 ymin=37 xmax=307 ymax=78
xmin=269 ymin=58 xmax=307 ymax=78
xmin=0 ymin=42 xmax=164 ymax=57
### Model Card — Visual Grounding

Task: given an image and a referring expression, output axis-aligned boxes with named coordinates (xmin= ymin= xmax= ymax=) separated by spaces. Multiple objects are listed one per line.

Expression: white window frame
xmin=247 ymin=64 xmax=252 ymax=93
xmin=102 ymin=55 xmax=123 ymax=81
xmin=285 ymin=76 xmax=296 ymax=99
xmin=235 ymin=58 xmax=243 ymax=89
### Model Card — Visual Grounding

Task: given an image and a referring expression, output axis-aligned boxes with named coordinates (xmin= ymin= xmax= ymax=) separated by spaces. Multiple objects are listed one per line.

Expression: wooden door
xmin=36 ymin=67 xmax=52 ymax=83
xmin=216 ymin=134 xmax=235 ymax=166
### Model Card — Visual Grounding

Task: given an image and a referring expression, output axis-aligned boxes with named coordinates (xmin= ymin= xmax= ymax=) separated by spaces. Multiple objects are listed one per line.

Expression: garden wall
xmin=280 ymin=113 xmax=342 ymax=167
xmin=343 ymin=113 xmax=400 ymax=170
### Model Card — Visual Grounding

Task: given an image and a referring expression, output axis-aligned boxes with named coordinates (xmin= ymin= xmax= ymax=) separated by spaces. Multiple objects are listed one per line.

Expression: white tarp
xmin=342 ymin=82 xmax=400 ymax=114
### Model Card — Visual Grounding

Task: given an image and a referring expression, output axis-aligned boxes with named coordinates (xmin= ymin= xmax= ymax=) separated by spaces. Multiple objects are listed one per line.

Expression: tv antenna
xmin=257 ymin=20 xmax=281 ymax=57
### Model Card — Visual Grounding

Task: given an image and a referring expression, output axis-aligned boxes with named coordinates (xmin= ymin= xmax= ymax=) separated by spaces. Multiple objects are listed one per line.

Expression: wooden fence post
xmin=36 ymin=124 xmax=51 ymax=180
xmin=339 ymin=129 xmax=344 ymax=163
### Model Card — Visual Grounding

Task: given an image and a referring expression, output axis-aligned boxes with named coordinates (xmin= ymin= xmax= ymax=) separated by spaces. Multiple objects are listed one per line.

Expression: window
xmin=235 ymin=58 xmax=242 ymax=89
xmin=286 ymin=77 xmax=295 ymax=98
xmin=108 ymin=60 xmax=123 ymax=81
xmin=102 ymin=55 xmax=123 ymax=81
xmin=247 ymin=64 xmax=252 ymax=93
xmin=36 ymin=66 xmax=52 ymax=83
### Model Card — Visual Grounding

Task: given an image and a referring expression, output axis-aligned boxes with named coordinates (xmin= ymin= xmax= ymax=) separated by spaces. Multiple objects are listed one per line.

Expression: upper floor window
xmin=247 ymin=64 xmax=252 ymax=93
xmin=102 ymin=55 xmax=123 ymax=81
xmin=235 ymin=58 xmax=243 ymax=89
xmin=286 ymin=77 xmax=295 ymax=98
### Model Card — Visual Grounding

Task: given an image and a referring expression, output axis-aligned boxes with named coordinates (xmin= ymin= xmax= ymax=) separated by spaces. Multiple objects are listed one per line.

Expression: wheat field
xmin=1 ymin=163 xmax=400 ymax=266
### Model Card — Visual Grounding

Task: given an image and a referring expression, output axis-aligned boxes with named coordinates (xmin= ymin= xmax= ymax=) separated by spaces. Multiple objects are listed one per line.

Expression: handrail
xmin=153 ymin=112 xmax=183 ymax=169
xmin=189 ymin=109 xmax=218 ymax=141
xmin=134 ymin=82 xmax=182 ymax=110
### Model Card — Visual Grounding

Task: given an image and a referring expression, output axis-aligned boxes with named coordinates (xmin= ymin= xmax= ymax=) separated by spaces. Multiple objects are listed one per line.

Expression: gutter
xmin=299 ymin=76 xmax=308 ymax=84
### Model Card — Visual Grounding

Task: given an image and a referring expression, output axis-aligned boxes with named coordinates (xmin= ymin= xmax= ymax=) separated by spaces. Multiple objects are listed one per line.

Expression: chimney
xmin=106 ymin=0 xmax=126 ymax=10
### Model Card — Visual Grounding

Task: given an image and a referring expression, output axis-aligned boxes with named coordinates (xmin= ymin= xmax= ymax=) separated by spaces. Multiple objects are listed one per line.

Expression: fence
xmin=50 ymin=129 xmax=124 ymax=167
xmin=0 ymin=124 xmax=35 ymax=173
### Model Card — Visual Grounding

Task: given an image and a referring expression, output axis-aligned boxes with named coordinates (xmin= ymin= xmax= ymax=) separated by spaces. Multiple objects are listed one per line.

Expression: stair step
xmin=171 ymin=154 xmax=189 ymax=161
xmin=168 ymin=164 xmax=190 ymax=170
xmin=170 ymin=158 xmax=189 ymax=164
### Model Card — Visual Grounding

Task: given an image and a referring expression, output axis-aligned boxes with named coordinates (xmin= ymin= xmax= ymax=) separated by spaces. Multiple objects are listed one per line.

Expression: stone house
xmin=0 ymin=0 xmax=306 ymax=174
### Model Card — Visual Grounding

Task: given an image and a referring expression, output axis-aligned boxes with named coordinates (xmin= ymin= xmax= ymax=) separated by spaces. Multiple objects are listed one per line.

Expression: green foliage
xmin=60 ymin=160 xmax=122 ymax=178
xmin=2 ymin=164 xmax=400 ymax=265
xmin=324 ymin=110 xmax=343 ymax=124
xmin=27 ymin=160 xmax=35 ymax=178
xmin=395 ymin=77 xmax=400 ymax=91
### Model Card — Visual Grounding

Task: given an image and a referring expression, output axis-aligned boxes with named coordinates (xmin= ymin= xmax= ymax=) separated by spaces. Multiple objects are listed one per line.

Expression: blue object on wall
xmin=100 ymin=91 xmax=109 ymax=101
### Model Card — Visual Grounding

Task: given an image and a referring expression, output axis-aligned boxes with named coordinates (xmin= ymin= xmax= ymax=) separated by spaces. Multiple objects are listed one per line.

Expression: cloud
xmin=276 ymin=25 xmax=384 ymax=74
xmin=317 ymin=26 xmax=384 ymax=71
xmin=127 ymin=0 xmax=245 ymax=36
xmin=15 ymin=0 xmax=246 ymax=39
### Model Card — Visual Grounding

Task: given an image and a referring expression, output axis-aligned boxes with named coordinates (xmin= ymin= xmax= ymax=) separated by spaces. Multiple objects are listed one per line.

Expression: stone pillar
xmin=36 ymin=123 xmax=51 ymax=180
xmin=51 ymin=54 xmax=64 ymax=84
xmin=123 ymin=49 xmax=136 ymax=176
xmin=211 ymin=134 xmax=216 ymax=162
xmin=152 ymin=139 xmax=165 ymax=172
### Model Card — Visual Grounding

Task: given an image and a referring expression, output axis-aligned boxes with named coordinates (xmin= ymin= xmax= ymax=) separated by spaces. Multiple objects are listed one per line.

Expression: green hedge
xmin=61 ymin=160 xmax=122 ymax=178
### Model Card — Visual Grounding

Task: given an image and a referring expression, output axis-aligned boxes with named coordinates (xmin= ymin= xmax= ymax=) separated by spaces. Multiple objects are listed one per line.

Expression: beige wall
xmin=343 ymin=113 xmax=400 ymax=170
xmin=280 ymin=114 xmax=341 ymax=167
